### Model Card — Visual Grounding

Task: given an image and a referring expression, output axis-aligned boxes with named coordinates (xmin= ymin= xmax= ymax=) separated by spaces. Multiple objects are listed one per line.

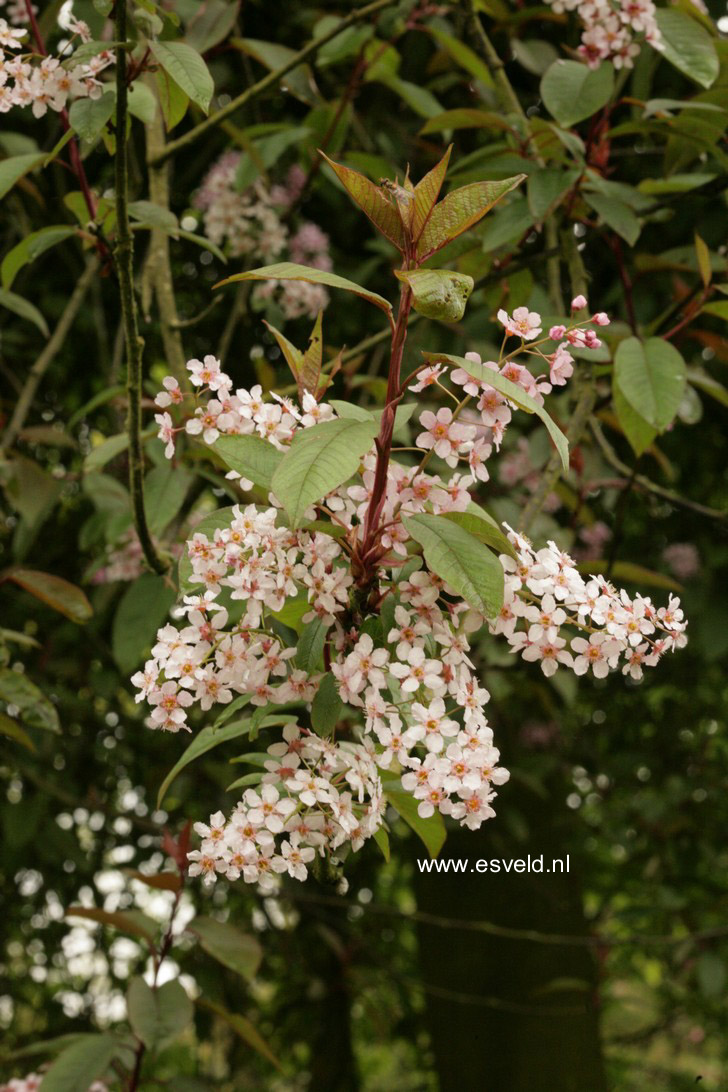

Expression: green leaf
xmin=428 ymin=26 xmax=494 ymax=87
xmin=271 ymin=417 xmax=378 ymax=528
xmin=296 ymin=618 xmax=327 ymax=674
xmin=38 ymin=1033 xmax=120 ymax=1092
xmin=527 ymin=169 xmax=580 ymax=222
xmin=1 ymin=226 xmax=76 ymax=290
xmin=441 ymin=505 xmax=516 ymax=560
xmin=0 ymin=668 xmax=60 ymax=734
xmin=479 ymin=196 xmax=535 ymax=253
xmin=614 ymin=337 xmax=687 ymax=430
xmin=185 ymin=0 xmax=240 ymax=53
xmin=687 ymin=367 xmax=728 ymax=408
xmin=577 ymin=560 xmax=683 ymax=594
xmin=127 ymin=977 xmax=193 ymax=1049
xmin=270 ymin=589 xmax=310 ymax=634
xmin=143 ymin=463 xmax=192 ymax=536
xmin=4 ymin=569 xmax=92 ymax=623
xmin=156 ymin=716 xmax=255 ymax=808
xmin=540 ymin=60 xmax=614 ymax=128
xmin=394 ymin=268 xmax=473 ymax=322
xmin=127 ymin=81 xmax=157 ymax=124
xmin=84 ymin=432 xmax=129 ymax=472
xmin=189 ymin=917 xmax=263 ymax=980
xmin=0 ymin=288 xmax=48 ymax=336
xmin=64 ymin=906 xmax=157 ymax=945
xmin=584 ymin=191 xmax=641 ymax=246
xmin=427 ymin=352 xmax=569 ymax=470
xmin=404 ymin=513 xmax=504 ymax=618
xmin=321 ymin=153 xmax=405 ymax=250
xmin=213 ymin=434 xmax=283 ymax=492
xmin=373 ymin=826 xmax=390 ymax=861
xmin=150 ymin=41 xmax=214 ymax=113
xmin=417 ymin=176 xmax=526 ymax=261
xmin=234 ymin=37 xmax=315 ymax=105
xmin=112 ymin=573 xmax=176 ymax=674
xmin=129 ymin=199 xmax=178 ymax=233
xmin=378 ymin=74 xmax=442 ymax=119
xmin=0 ymin=711 xmax=35 ymax=751
xmin=420 ymin=109 xmax=510 ymax=135
xmin=382 ymin=777 xmax=446 ymax=859
xmin=311 ymin=673 xmax=343 ymax=736
xmin=612 ymin=380 xmax=657 ymax=457
xmin=68 ymin=91 xmax=115 ymax=142
xmin=654 ymin=9 xmax=719 ymax=89
xmin=216 ymin=261 xmax=393 ymax=321
xmin=0 ymin=152 xmax=46 ymax=201
xmin=198 ymin=999 xmax=282 ymax=1069
xmin=155 ymin=66 xmax=189 ymax=131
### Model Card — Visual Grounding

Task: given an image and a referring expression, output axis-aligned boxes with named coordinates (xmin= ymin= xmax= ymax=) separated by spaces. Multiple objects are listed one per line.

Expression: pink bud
xmin=549 ymin=325 xmax=566 ymax=340
xmin=592 ymin=312 xmax=610 ymax=326
xmin=571 ymin=295 xmax=588 ymax=310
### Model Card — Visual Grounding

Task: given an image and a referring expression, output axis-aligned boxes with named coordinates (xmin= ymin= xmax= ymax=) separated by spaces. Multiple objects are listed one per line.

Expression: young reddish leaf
xmin=126 ymin=869 xmax=183 ymax=892
xmin=320 ymin=152 xmax=406 ymax=250
xmin=261 ymin=313 xmax=334 ymax=402
xmin=3 ymin=569 xmax=93 ymax=624
xmin=298 ymin=310 xmax=328 ymax=399
xmin=412 ymin=143 xmax=452 ymax=242
xmin=417 ymin=175 xmax=526 ymax=261
xmin=263 ymin=319 xmax=304 ymax=390
xmin=64 ymin=907 xmax=157 ymax=945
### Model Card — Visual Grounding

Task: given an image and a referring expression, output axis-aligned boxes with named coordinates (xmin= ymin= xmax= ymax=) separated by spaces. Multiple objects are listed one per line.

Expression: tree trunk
xmin=413 ymin=772 xmax=607 ymax=1092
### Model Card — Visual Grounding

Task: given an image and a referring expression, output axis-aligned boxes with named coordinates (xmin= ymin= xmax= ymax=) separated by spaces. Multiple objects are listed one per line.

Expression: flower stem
xmin=360 ymin=279 xmax=413 ymax=566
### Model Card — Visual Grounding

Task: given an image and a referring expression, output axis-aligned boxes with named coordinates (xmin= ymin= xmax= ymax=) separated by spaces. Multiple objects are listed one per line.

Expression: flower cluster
xmin=544 ymin=0 xmax=663 ymax=69
xmin=193 ymin=156 xmax=332 ymax=320
xmin=0 ymin=18 xmax=113 ymax=117
xmin=140 ymin=296 xmax=687 ymax=890
xmin=493 ymin=529 xmax=687 ymax=682
xmin=0 ymin=1078 xmax=106 ymax=1092
xmin=90 ymin=527 xmax=183 ymax=585
xmin=189 ymin=728 xmax=384 ymax=888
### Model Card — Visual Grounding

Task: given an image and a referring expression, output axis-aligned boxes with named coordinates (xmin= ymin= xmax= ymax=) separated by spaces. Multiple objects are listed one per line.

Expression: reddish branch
xmin=24 ymin=0 xmax=102 ymax=243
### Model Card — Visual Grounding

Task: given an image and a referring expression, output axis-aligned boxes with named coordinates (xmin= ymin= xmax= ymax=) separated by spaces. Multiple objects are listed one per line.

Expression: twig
xmin=114 ymin=2 xmax=168 ymax=574
xmin=1 ymin=257 xmax=99 ymax=452
xmin=148 ymin=0 xmax=398 ymax=166
xmin=520 ymin=231 xmax=595 ymax=532
xmin=284 ymin=890 xmax=728 ymax=948
xmin=590 ymin=419 xmax=726 ymax=521
xmin=24 ymin=0 xmax=101 ymax=235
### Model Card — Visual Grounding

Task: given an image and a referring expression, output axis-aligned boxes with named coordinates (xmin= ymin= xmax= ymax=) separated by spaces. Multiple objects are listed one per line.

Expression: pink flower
xmin=416 ymin=407 xmax=475 ymax=465
xmin=155 ymin=375 xmax=184 ymax=408
xmin=154 ymin=411 xmax=176 ymax=458
xmin=549 ymin=346 xmax=574 ymax=387
xmin=571 ymin=295 xmax=588 ymax=311
xmin=549 ymin=325 xmax=566 ymax=340
xmin=497 ymin=306 xmax=542 ymax=341
xmin=592 ymin=312 xmax=610 ymax=326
